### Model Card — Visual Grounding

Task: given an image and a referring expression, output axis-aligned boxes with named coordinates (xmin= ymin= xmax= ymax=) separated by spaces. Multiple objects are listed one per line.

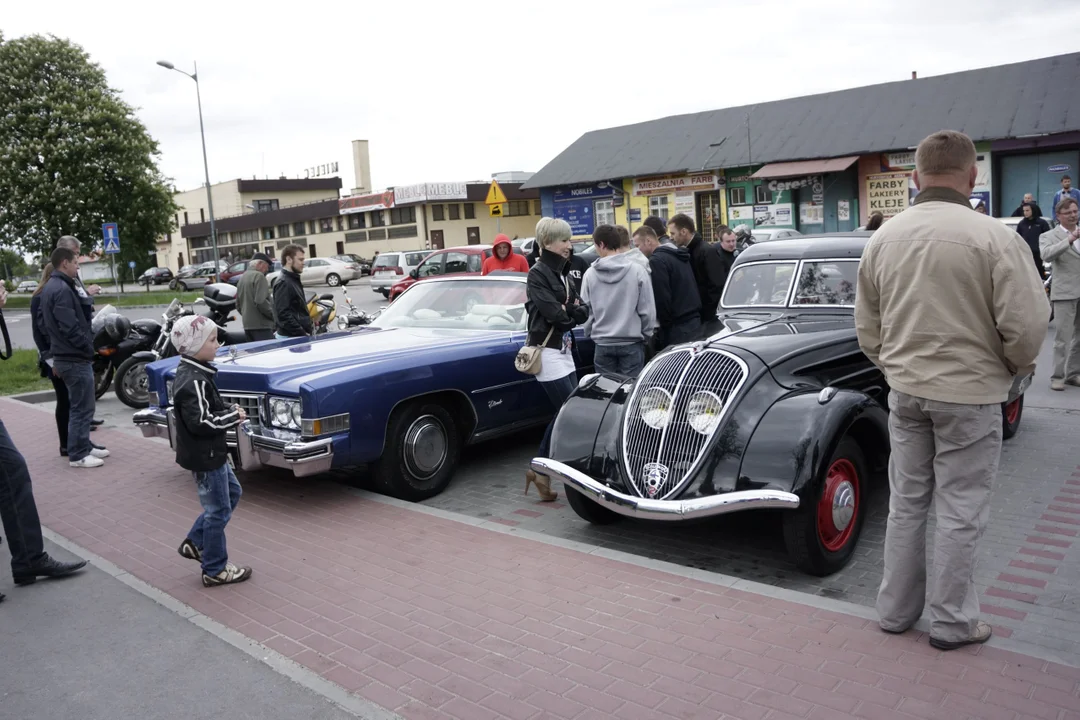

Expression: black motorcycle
xmin=91 ymin=306 xmax=162 ymax=400
xmin=336 ymin=287 xmax=376 ymax=330
xmin=113 ymin=283 xmax=247 ymax=409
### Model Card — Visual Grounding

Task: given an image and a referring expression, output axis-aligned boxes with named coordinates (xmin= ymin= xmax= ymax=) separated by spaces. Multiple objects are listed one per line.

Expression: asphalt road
xmin=0 ymin=539 xmax=362 ymax=720
xmin=1 ymin=280 xmax=389 ymax=351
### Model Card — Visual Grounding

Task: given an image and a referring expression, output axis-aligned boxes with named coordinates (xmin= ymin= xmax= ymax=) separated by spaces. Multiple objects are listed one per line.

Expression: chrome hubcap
xmin=123 ymin=363 xmax=150 ymax=401
xmin=831 ymin=480 xmax=855 ymax=531
xmin=403 ymin=415 xmax=447 ymax=480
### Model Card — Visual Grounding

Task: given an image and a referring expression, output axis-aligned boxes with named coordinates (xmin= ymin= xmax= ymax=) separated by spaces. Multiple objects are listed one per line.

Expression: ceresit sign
xmin=633 ymin=172 xmax=720 ymax=196
xmin=767 ymin=174 xmax=821 ymax=193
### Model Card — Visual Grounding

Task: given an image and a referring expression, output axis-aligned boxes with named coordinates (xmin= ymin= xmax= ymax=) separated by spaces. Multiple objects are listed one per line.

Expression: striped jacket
xmin=172 ymin=356 xmax=242 ymax=471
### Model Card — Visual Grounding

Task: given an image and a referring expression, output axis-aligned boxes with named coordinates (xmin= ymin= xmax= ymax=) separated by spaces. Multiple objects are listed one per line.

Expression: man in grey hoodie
xmin=581 ymin=225 xmax=657 ymax=376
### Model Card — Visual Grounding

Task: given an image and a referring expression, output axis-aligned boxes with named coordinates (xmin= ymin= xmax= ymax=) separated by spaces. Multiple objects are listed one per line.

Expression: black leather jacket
xmin=526 ymin=249 xmax=589 ymax=349
xmin=173 ymin=357 xmax=242 ymax=472
xmin=272 ymin=269 xmax=313 ymax=337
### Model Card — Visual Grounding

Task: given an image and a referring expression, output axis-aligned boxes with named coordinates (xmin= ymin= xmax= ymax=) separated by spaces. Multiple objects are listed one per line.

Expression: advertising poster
xmin=837 ymin=199 xmax=851 ymax=222
xmin=754 ymin=203 xmax=793 ymax=227
xmin=800 ymin=203 xmax=824 ymax=225
xmin=867 ymin=172 xmax=911 ymax=218
xmin=728 ymin=205 xmax=755 ymax=223
xmin=553 ymin=199 xmax=594 ymax=237
xmin=674 ymin=191 xmax=695 ymax=217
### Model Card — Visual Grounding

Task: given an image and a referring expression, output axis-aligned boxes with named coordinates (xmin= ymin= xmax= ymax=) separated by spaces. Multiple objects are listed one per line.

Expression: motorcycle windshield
xmin=91 ymin=305 xmax=119 ymax=333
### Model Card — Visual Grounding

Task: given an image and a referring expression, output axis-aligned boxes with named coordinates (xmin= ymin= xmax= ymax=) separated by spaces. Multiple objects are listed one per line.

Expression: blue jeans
xmin=537 ymin=372 xmax=578 ymax=458
xmin=186 ymin=463 xmax=242 ymax=576
xmin=53 ymin=360 xmax=95 ymax=462
xmin=594 ymin=342 xmax=645 ymax=377
xmin=0 ymin=420 xmax=47 ymax=576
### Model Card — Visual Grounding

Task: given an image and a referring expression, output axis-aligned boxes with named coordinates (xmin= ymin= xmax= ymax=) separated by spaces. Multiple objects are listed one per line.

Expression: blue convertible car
xmin=134 ymin=275 xmax=593 ymax=500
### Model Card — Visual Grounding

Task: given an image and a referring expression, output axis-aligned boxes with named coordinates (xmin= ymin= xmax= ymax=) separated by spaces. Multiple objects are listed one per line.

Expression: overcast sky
xmin=5 ymin=1 xmax=1080 ymax=197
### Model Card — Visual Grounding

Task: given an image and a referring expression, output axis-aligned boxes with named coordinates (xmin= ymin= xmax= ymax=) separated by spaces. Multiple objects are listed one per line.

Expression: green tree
xmin=0 ymin=248 xmax=29 ymax=280
xmin=0 ymin=32 xmax=177 ymax=277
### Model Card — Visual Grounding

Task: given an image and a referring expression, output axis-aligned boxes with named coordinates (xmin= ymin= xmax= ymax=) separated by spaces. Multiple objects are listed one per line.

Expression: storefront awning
xmin=751 ymin=156 xmax=859 ymax=179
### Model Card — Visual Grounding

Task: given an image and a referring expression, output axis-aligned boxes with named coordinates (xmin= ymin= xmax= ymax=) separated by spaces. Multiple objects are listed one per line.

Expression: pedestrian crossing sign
xmin=102 ymin=222 xmax=121 ymax=254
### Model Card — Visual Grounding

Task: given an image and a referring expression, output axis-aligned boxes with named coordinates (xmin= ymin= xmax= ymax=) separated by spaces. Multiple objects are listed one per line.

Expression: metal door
xmin=467 ymin=227 xmax=480 ymax=245
xmin=696 ymin=191 xmax=721 ymax=243
xmin=430 ymin=230 xmax=445 ymax=250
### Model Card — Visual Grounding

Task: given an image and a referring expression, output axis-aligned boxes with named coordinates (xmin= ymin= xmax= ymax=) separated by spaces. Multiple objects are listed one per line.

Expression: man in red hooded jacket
xmin=482 ymin=234 xmax=529 ymax=275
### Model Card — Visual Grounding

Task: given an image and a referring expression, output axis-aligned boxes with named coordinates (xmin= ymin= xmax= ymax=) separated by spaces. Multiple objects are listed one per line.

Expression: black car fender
xmin=737 ymin=388 xmax=889 ymax=497
xmin=548 ymin=374 xmax=634 ymax=488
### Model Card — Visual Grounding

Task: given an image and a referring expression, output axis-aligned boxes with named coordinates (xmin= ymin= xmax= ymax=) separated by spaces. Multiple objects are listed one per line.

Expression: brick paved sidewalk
xmin=4 ymin=398 xmax=1078 ymax=720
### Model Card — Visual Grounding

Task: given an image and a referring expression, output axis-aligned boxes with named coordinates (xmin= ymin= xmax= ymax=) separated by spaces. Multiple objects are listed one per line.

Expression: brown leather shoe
xmin=929 ymin=621 xmax=992 ymax=651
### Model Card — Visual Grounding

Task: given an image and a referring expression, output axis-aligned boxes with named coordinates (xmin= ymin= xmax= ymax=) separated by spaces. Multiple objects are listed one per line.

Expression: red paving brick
xmin=3 ymin=397 xmax=1079 ymax=720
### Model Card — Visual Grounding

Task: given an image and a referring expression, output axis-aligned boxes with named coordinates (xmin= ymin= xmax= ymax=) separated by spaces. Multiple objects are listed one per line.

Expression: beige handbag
xmin=515 ymin=326 xmax=554 ymax=375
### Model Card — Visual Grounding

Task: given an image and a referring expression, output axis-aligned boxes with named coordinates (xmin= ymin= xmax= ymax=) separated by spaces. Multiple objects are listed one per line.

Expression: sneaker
xmin=69 ymin=456 xmax=104 ymax=468
xmin=177 ymin=539 xmax=202 ymax=562
xmin=89 ymin=446 xmax=110 ymax=459
xmin=1051 ymin=378 xmax=1065 ymax=391
xmin=929 ymin=621 xmax=993 ymax=651
xmin=1066 ymin=376 xmax=1080 ymax=387
xmin=202 ymin=563 xmax=252 ymax=588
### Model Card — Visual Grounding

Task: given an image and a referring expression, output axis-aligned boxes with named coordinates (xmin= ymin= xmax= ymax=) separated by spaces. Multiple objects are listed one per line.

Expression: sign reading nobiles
xmin=866 ymin=172 xmax=912 ymax=218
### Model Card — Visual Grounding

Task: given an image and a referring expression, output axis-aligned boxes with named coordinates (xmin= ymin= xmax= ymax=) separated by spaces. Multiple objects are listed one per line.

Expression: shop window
xmin=508 ymin=200 xmax=530 ymax=216
xmin=729 ymin=187 xmax=747 ymax=206
xmin=347 ymin=214 xmax=365 ymax=230
xmin=431 ymin=204 xmax=445 ymax=221
xmin=320 ymin=218 xmax=334 ymax=233
xmin=448 ymin=204 xmax=460 ymax=220
xmin=388 ymin=225 xmax=418 ymax=239
xmin=595 ymin=199 xmax=615 ymax=226
xmin=390 ymin=206 xmax=416 ymax=225
xmin=277 ymin=224 xmax=290 ymax=238
xmin=370 ymin=211 xmax=385 ymax=227
xmin=200 ymin=208 xmax=205 ymax=222
xmin=754 ymin=185 xmax=771 ymax=204
xmin=464 ymin=203 xmax=475 ymax=219
xmin=336 ymin=217 xmax=344 ymax=231
xmin=308 ymin=221 xmax=317 ymax=234
xmin=293 ymin=221 xmax=306 ymax=236
xmin=649 ymin=196 xmax=669 ymax=221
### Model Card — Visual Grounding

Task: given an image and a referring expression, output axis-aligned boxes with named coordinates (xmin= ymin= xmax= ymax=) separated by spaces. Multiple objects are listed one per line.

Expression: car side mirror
xmin=409 ymin=269 xmax=419 ymax=279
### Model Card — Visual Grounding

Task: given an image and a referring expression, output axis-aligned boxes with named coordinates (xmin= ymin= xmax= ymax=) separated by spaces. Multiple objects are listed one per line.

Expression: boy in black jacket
xmin=169 ymin=315 xmax=253 ymax=587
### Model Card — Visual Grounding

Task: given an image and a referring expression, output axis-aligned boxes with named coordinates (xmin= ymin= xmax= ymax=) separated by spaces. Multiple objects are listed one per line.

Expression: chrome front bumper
xmin=133 ymin=407 xmax=334 ymax=478
xmin=530 ymin=457 xmax=801 ymax=521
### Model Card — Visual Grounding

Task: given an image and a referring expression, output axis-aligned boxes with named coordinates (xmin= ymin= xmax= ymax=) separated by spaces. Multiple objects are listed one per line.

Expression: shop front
xmin=549 ymin=183 xmax=617 ymax=239
xmin=628 ymin=171 xmax=727 ymax=241
xmin=749 ymin=157 xmax=860 ymax=233
xmin=859 ymin=146 xmax=993 ymax=223
xmin=993 ymin=135 xmax=1078 ymax=219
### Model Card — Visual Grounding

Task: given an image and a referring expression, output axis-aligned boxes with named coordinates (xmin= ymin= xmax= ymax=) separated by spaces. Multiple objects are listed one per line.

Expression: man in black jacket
xmin=41 ymin=247 xmax=107 ymax=469
xmin=1010 ymin=193 xmax=1044 ymax=219
xmin=668 ymin=214 xmax=726 ymax=322
xmin=169 ymin=314 xmax=253 ymax=587
xmin=273 ymin=244 xmax=313 ymax=338
xmin=633 ymin=225 xmax=701 ymax=349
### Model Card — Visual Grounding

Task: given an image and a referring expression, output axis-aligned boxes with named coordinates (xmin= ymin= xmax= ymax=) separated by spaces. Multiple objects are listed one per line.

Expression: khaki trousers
xmin=1052 ymin=298 xmax=1080 ymax=380
xmin=876 ymin=390 xmax=1001 ymax=642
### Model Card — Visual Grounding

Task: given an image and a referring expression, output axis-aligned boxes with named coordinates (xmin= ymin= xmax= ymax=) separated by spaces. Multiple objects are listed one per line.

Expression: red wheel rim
xmin=817 ymin=458 xmax=859 ymax=552
xmin=1005 ymin=398 xmax=1020 ymax=425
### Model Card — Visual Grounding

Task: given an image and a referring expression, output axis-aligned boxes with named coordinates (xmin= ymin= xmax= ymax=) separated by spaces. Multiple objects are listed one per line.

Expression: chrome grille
xmin=622 ymin=348 xmax=748 ymax=500
xmin=220 ymin=393 xmax=263 ymax=424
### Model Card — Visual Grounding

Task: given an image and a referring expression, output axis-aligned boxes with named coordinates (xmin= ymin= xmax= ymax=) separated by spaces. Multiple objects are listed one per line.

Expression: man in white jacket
xmin=1040 ymin=196 xmax=1080 ymax=391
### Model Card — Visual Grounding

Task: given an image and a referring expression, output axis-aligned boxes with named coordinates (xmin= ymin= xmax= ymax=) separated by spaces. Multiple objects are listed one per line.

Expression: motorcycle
xmin=113 ymin=284 xmax=247 ymax=409
xmin=91 ymin=305 xmax=162 ymax=400
xmin=335 ymin=287 xmax=375 ymax=331
xmin=307 ymin=291 xmax=338 ymax=336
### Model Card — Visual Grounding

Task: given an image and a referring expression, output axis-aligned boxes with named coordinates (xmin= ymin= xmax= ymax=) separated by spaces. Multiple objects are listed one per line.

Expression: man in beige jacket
xmin=855 ymin=130 xmax=1049 ymax=651
xmin=1039 ymin=196 xmax=1080 ymax=390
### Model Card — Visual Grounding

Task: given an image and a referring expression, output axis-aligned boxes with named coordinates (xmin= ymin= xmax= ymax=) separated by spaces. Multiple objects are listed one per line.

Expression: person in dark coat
xmin=273 ymin=244 xmax=313 ymax=338
xmin=706 ymin=226 xmax=738 ymax=297
xmin=1010 ymin=193 xmax=1043 ymax=219
xmin=632 ymin=224 xmax=701 ymax=349
xmin=524 ymin=218 xmax=589 ymax=503
xmin=643 ymin=214 xmax=673 ymax=245
xmin=31 ymin=264 xmax=70 ymax=455
xmin=1016 ymin=202 xmax=1051 ymax=279
xmin=668 ymin=214 xmax=726 ymax=322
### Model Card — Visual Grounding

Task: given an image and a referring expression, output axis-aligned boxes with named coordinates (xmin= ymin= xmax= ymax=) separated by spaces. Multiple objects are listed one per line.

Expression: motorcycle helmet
xmin=104 ymin=313 xmax=131 ymax=343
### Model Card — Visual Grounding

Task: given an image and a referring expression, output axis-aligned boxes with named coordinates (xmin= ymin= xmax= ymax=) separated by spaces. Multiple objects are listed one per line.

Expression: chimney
xmin=911 ymin=71 xmax=917 ymax=79
xmin=351 ymin=140 xmax=371 ymax=195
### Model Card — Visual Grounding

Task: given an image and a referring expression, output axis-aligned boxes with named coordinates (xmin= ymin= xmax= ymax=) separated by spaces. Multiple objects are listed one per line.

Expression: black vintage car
xmin=532 ymin=233 xmax=1031 ymax=576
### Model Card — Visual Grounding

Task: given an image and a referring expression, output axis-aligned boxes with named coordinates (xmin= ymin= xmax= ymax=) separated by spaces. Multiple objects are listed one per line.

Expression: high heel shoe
xmin=525 ymin=470 xmax=558 ymax=502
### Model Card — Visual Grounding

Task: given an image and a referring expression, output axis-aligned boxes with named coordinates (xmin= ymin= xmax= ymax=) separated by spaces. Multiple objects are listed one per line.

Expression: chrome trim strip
xmin=470 ymin=378 xmax=536 ymax=395
xmin=469 ymin=416 xmax=549 ymax=444
xmin=532 ymin=458 xmax=800 ymax=520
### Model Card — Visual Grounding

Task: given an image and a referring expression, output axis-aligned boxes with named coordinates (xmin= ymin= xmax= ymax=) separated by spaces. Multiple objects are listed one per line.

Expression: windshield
xmin=792 ymin=261 xmax=858 ymax=306
xmin=722 ymin=262 xmax=798 ymax=307
xmin=373 ymin=280 xmax=527 ymax=331
xmin=372 ymin=254 xmax=398 ymax=268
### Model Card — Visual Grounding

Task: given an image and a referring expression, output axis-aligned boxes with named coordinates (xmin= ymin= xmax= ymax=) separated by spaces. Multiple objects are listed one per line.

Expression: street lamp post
xmin=157 ymin=60 xmax=220 ymax=274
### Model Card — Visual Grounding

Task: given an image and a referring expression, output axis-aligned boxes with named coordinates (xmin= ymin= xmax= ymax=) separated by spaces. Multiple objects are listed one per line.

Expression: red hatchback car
xmin=388 ymin=245 xmax=493 ymax=301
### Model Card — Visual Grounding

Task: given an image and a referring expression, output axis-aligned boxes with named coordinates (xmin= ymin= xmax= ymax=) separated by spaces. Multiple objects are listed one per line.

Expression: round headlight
xmin=290 ymin=403 xmax=302 ymax=428
xmin=687 ymin=391 xmax=724 ymax=435
xmin=337 ymin=315 xmax=348 ymax=331
xmin=272 ymin=399 xmax=290 ymax=427
xmin=639 ymin=388 xmax=673 ymax=430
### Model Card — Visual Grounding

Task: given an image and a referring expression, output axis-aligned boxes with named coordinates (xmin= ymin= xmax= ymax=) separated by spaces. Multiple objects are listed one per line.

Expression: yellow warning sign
xmin=489 ymin=203 xmax=504 ymax=217
xmin=485 ymin=180 xmax=508 ymax=206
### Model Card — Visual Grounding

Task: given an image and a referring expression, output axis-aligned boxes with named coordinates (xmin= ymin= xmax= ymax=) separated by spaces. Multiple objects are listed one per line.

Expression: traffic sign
xmin=128 ymin=261 xmax=136 ymax=268
xmin=102 ymin=222 xmax=120 ymax=254
xmin=485 ymin=180 xmax=508 ymax=206
xmin=489 ymin=204 xmax=504 ymax=218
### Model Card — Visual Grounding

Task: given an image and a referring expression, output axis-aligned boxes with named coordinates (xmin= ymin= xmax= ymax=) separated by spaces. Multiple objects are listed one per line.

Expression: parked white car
xmin=16 ymin=280 xmax=37 ymax=293
xmin=751 ymin=228 xmax=803 ymax=243
xmin=370 ymin=250 xmax=430 ymax=298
